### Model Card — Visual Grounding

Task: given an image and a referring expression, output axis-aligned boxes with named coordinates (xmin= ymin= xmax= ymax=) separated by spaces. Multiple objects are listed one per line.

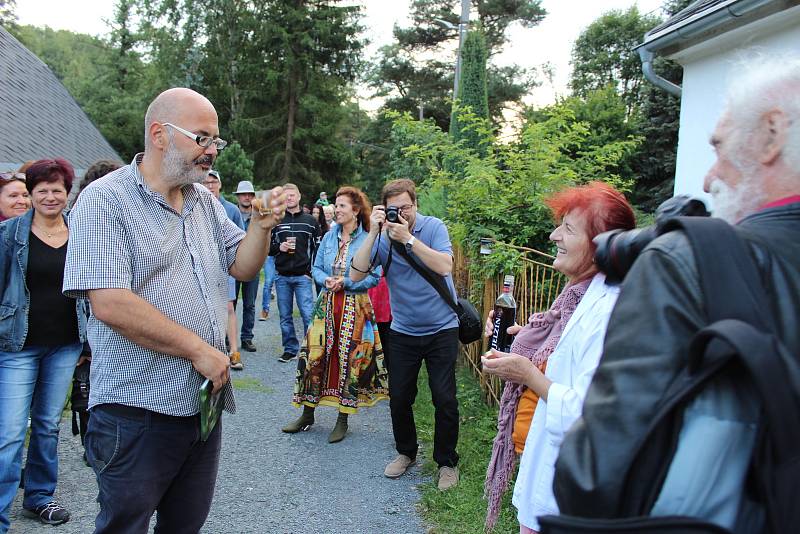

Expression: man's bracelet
xmin=350 ymin=262 xmax=371 ymax=274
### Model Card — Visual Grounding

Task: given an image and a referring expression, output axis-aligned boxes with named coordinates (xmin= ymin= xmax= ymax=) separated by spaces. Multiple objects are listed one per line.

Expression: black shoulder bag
xmin=391 ymin=241 xmax=482 ymax=344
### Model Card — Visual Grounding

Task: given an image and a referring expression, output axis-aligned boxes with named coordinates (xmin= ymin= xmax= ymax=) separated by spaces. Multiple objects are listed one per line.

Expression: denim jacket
xmin=312 ymin=223 xmax=381 ymax=293
xmin=0 ymin=209 xmax=88 ymax=352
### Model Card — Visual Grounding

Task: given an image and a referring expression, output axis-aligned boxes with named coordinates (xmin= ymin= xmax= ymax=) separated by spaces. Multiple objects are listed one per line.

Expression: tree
xmin=133 ymin=0 xmax=365 ymax=196
xmin=569 ymin=7 xmax=661 ymax=117
xmin=567 ymin=5 xmax=693 ymax=211
xmin=450 ymin=29 xmax=490 ymax=154
xmin=369 ymin=0 xmax=546 ymax=132
xmin=10 ymin=23 xmax=152 ymax=161
xmin=214 ymin=141 xmax=254 ymax=188
xmin=0 ymin=0 xmax=16 ymax=27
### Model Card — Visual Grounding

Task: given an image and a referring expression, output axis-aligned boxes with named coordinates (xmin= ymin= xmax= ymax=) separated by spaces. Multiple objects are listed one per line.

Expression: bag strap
xmin=659 ymin=217 xmax=771 ymax=327
xmin=391 ymin=240 xmax=460 ymax=316
xmin=689 ymin=319 xmax=800 ymax=460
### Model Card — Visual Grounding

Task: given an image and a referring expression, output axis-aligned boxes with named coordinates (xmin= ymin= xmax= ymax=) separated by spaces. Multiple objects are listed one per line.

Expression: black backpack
xmin=540 ymin=217 xmax=800 ymax=534
xmin=70 ymin=359 xmax=91 ymax=444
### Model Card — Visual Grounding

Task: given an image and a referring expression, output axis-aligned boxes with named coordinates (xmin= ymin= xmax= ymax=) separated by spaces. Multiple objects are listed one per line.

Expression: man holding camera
xmin=553 ymin=56 xmax=800 ymax=530
xmin=350 ymin=178 xmax=460 ymax=491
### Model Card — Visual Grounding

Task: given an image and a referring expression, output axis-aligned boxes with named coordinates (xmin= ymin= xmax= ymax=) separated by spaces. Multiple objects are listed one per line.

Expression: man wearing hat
xmin=202 ymin=171 xmax=244 ymax=370
xmin=234 ymin=180 xmax=259 ymax=353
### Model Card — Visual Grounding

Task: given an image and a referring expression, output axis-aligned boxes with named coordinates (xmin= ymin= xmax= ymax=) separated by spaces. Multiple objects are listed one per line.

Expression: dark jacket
xmin=553 ymin=202 xmax=800 ymax=520
xmin=0 ymin=209 xmax=88 ymax=351
xmin=269 ymin=210 xmax=319 ymax=276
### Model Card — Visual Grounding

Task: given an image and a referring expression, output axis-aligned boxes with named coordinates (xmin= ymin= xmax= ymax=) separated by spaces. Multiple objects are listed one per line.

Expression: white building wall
xmin=671 ymin=7 xmax=800 ymax=206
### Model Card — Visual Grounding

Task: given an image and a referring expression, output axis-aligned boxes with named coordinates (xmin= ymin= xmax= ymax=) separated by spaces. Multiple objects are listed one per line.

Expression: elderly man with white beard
xmin=63 ymin=88 xmax=286 ymax=534
xmin=548 ymin=55 xmax=800 ymax=533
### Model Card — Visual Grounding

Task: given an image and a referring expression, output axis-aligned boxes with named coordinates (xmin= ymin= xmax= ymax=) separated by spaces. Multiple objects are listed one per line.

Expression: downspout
xmin=638 ymin=48 xmax=682 ymax=97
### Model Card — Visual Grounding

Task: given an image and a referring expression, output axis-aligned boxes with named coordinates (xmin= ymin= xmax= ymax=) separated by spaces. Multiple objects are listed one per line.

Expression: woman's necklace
xmin=33 ymin=222 xmax=67 ymax=239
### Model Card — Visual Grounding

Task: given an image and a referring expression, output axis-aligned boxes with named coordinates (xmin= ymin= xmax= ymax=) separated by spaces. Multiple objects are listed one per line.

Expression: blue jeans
xmin=234 ymin=278 xmax=258 ymax=343
xmin=261 ymin=256 xmax=276 ymax=314
xmin=274 ymin=274 xmax=314 ymax=356
xmin=86 ymin=404 xmax=221 ymax=534
xmin=0 ymin=343 xmax=82 ymax=532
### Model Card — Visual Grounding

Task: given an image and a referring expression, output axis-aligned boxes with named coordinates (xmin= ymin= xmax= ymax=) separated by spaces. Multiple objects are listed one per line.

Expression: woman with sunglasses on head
xmin=0 ymin=172 xmax=30 ymax=221
xmin=0 ymin=159 xmax=87 ymax=530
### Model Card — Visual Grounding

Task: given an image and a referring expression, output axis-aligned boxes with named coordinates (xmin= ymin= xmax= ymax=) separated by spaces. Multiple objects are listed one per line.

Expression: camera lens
xmin=593 ymin=227 xmax=656 ymax=285
xmin=386 ymin=207 xmax=400 ymax=223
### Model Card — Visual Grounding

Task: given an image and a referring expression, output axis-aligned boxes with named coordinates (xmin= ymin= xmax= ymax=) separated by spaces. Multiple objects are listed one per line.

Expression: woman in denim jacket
xmin=0 ymin=159 xmax=87 ymax=531
xmin=282 ymin=186 xmax=388 ymax=443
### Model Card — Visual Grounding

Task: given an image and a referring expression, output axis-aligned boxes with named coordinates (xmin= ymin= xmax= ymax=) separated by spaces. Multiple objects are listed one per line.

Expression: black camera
xmin=385 ymin=206 xmax=401 ymax=223
xmin=593 ymin=195 xmax=709 ymax=284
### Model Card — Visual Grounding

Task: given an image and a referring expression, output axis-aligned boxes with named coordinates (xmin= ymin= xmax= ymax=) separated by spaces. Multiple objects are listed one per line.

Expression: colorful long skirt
xmin=292 ymin=290 xmax=388 ymax=413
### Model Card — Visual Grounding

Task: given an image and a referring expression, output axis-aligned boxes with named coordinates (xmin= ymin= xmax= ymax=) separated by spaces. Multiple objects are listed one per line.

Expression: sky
xmin=16 ymin=0 xmax=666 ymax=110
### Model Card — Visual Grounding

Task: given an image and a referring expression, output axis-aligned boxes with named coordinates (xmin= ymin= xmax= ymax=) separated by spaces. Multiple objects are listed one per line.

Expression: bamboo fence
xmin=453 ymin=243 xmax=564 ymax=407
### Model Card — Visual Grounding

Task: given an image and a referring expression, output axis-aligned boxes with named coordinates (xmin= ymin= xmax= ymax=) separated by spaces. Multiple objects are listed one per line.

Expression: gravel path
xmin=9 ymin=289 xmax=428 ymax=533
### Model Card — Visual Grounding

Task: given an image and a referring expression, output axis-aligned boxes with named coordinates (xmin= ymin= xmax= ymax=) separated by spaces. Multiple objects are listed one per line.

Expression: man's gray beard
xmin=709 ymin=176 xmax=764 ymax=223
xmin=162 ymin=139 xmax=205 ymax=188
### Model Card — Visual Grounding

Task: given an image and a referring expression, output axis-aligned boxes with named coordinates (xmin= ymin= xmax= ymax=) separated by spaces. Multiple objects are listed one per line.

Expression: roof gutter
xmin=637 ymin=0 xmax=778 ymax=97
xmin=638 ymin=48 xmax=682 ymax=97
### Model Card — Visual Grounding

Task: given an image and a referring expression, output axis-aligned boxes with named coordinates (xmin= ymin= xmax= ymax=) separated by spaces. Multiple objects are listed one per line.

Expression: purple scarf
xmin=484 ymin=279 xmax=590 ymax=531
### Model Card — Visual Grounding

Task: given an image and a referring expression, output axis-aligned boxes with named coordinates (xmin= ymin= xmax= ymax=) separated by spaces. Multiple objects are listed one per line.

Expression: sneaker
xmin=384 ymin=454 xmax=415 ymax=479
xmin=437 ymin=466 xmax=459 ymax=491
xmin=241 ymin=339 xmax=257 ymax=352
xmin=278 ymin=352 xmax=296 ymax=363
xmin=23 ymin=501 xmax=70 ymax=525
xmin=259 ymin=309 xmax=269 ymax=321
xmin=230 ymin=351 xmax=243 ymax=370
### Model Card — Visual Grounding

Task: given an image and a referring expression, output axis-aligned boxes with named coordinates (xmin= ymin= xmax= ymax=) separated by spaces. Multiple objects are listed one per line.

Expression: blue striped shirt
xmin=63 ymin=154 xmax=244 ymax=415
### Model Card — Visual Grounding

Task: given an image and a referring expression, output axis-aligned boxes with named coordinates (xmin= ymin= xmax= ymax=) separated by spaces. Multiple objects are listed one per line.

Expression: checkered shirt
xmin=63 ymin=154 xmax=245 ymax=415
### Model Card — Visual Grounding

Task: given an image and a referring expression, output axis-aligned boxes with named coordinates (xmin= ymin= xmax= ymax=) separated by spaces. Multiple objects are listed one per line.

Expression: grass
xmin=232 ymin=376 xmax=273 ymax=393
xmin=413 ymin=365 xmax=518 ymax=534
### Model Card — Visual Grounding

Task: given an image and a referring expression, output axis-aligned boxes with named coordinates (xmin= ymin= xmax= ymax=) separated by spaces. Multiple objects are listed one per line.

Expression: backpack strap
xmin=689 ymin=319 xmax=800 ymax=459
xmin=391 ymin=240 xmax=460 ymax=316
xmin=659 ymin=216 xmax=771 ymax=328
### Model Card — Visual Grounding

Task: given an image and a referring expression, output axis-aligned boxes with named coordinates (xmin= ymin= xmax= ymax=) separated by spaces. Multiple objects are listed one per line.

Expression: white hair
xmin=725 ymin=51 xmax=800 ymax=174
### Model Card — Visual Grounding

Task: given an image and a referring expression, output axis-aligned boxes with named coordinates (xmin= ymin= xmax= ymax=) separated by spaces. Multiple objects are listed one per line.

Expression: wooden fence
xmin=453 ymin=243 xmax=565 ymax=407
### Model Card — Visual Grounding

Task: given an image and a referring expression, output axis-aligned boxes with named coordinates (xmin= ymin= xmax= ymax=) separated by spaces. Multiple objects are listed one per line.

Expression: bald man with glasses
xmin=65 ymin=88 xmax=286 ymax=533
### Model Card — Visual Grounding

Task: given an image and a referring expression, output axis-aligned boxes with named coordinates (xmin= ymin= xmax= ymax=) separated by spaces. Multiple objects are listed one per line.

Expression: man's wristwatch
xmin=405 ymin=236 xmax=416 ymax=253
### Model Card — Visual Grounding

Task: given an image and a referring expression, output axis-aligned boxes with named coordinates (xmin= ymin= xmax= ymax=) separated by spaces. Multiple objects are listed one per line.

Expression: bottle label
xmin=490 ymin=308 xmax=505 ymax=350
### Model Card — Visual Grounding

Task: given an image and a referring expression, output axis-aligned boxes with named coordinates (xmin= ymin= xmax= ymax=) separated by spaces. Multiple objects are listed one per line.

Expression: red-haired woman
xmin=481 ymin=182 xmax=635 ymax=533
xmin=282 ymin=186 xmax=388 ymax=443
xmin=0 ymin=159 xmax=87 ymax=529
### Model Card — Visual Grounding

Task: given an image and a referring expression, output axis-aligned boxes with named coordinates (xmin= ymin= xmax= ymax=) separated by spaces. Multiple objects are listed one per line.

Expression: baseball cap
xmin=208 ymin=170 xmax=221 ymax=183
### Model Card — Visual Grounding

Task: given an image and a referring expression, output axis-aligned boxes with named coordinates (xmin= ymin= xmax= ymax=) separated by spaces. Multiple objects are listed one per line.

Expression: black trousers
xmin=386 ymin=327 xmax=459 ymax=468
xmin=377 ymin=321 xmax=392 ymax=365
xmin=86 ymin=404 xmax=221 ymax=534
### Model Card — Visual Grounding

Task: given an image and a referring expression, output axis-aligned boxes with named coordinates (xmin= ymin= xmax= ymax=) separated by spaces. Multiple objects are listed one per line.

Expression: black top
xmin=24 ymin=232 xmax=79 ymax=347
xmin=269 ymin=210 xmax=320 ymax=276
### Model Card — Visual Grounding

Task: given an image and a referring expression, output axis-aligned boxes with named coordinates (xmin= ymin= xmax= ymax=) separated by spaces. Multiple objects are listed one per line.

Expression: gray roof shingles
xmin=0 ymin=24 xmax=121 ymax=171
xmin=647 ymin=0 xmax=729 ymax=37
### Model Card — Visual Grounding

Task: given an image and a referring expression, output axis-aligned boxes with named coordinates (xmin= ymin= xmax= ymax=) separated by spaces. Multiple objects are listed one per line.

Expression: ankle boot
xmin=282 ymin=406 xmax=315 ymax=433
xmin=328 ymin=413 xmax=349 ymax=443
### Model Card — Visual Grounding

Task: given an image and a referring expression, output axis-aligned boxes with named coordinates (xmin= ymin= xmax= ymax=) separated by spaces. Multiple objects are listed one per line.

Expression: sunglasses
xmin=0 ymin=172 xmax=26 ymax=182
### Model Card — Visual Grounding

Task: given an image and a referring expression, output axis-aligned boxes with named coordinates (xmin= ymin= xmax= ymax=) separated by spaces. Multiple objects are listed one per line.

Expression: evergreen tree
xmin=369 ymin=0 xmax=546 ymax=132
xmin=450 ymin=29 xmax=490 ymax=155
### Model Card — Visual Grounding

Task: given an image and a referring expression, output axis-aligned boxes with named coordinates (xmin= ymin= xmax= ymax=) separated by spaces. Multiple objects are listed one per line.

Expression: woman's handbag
xmin=392 ymin=242 xmax=482 ymax=344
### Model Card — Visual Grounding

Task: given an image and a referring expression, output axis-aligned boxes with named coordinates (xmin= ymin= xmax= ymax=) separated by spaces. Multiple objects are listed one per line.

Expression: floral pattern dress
xmin=292 ymin=238 xmax=388 ymax=413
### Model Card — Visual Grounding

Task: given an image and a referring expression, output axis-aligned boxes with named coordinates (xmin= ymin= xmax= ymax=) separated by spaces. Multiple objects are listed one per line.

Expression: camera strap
xmin=391 ymin=241 xmax=460 ymax=315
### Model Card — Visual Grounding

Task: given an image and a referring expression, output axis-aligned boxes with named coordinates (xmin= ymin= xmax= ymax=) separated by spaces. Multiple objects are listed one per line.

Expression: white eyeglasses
xmin=163 ymin=122 xmax=228 ymax=151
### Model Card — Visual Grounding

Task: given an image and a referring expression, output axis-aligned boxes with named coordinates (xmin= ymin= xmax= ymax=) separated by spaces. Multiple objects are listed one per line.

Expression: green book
xmin=199 ymin=379 xmax=224 ymax=441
